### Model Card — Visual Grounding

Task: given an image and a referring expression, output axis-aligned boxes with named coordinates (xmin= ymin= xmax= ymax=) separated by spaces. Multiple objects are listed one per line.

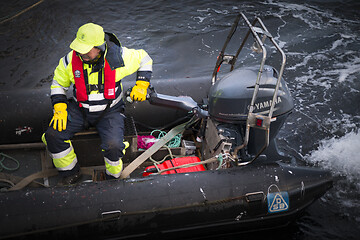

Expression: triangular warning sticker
xmin=267 ymin=192 xmax=289 ymax=213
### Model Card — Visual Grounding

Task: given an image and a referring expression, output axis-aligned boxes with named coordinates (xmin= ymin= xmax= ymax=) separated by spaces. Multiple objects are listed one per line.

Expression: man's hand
xmin=50 ymin=103 xmax=68 ymax=131
xmin=130 ymin=81 xmax=150 ymax=102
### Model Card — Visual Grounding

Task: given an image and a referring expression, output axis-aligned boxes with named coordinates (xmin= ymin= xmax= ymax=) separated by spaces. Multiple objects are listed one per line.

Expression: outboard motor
xmin=201 ymin=12 xmax=294 ymax=167
xmin=207 ymin=65 xmax=293 ymax=160
xmin=148 ymin=13 xmax=294 ymax=168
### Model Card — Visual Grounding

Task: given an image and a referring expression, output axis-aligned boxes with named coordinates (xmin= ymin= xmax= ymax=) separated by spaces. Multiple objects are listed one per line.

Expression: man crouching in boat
xmin=42 ymin=23 xmax=152 ymax=186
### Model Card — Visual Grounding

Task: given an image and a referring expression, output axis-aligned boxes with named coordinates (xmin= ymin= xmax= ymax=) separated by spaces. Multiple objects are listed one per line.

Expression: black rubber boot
xmin=57 ymin=169 xmax=82 ymax=186
xmin=58 ymin=172 xmax=82 ymax=186
xmin=105 ymin=173 xmax=117 ymax=180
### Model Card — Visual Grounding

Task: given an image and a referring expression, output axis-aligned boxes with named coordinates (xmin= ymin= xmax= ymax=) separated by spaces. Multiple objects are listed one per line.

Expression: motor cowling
xmin=208 ymin=65 xmax=294 ymax=123
xmin=208 ymin=65 xmax=294 ymax=156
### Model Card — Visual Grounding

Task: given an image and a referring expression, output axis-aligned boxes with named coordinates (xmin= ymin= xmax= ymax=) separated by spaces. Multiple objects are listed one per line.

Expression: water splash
xmin=305 ymin=131 xmax=360 ymax=185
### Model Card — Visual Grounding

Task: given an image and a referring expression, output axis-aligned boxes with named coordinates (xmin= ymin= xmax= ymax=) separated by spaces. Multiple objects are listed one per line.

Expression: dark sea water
xmin=1 ymin=0 xmax=359 ymax=239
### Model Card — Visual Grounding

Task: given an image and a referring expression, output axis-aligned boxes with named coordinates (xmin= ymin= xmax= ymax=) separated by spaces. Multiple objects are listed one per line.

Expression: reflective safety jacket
xmin=50 ymin=32 xmax=152 ymax=112
xmin=71 ymin=51 xmax=116 ymax=102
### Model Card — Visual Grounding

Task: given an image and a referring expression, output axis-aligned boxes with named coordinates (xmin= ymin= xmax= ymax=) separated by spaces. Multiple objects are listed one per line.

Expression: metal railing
xmin=211 ymin=12 xmax=286 ymax=165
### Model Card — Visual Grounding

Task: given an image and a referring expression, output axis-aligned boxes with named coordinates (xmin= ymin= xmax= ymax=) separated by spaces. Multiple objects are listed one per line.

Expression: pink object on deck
xmin=137 ymin=135 xmax=157 ymax=149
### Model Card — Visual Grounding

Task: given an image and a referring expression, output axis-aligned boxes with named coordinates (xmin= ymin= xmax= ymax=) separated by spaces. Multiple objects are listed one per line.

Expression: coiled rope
xmin=0 ymin=153 xmax=20 ymax=172
xmin=150 ymin=129 xmax=182 ymax=148
xmin=147 ymin=129 xmax=183 ymax=168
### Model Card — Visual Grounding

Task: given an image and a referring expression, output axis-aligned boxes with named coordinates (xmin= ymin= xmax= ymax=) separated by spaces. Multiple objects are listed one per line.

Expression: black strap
xmin=88 ymin=79 xmax=121 ymax=93
xmin=83 ymin=68 xmax=90 ymax=96
xmin=79 ymin=101 xmax=112 ymax=130
xmin=169 ymin=159 xmax=178 ymax=173
xmin=79 ymin=67 xmax=118 ymax=128
xmin=92 ymin=101 xmax=112 ymax=127
xmin=98 ymin=68 xmax=103 ymax=92
xmin=80 ymin=107 xmax=90 ymax=130
xmin=85 ymin=68 xmax=105 ymax=93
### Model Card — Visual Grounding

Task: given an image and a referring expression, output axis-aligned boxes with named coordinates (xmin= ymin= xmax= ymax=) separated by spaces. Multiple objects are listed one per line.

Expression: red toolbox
xmin=143 ymin=156 xmax=205 ymax=177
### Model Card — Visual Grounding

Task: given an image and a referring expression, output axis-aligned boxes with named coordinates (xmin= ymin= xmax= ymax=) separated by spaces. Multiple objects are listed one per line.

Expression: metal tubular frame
xmin=211 ymin=12 xmax=286 ymax=165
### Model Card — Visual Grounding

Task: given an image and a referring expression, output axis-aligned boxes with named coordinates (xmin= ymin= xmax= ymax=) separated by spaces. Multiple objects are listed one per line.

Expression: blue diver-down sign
xmin=267 ymin=192 xmax=289 ymax=213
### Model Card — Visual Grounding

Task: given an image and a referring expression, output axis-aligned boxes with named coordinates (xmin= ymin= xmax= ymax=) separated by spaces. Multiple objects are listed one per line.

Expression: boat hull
xmin=0 ymin=162 xmax=332 ymax=239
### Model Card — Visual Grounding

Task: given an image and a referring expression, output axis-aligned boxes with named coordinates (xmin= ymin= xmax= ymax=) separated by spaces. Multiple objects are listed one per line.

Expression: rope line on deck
xmin=0 ymin=153 xmax=20 ymax=172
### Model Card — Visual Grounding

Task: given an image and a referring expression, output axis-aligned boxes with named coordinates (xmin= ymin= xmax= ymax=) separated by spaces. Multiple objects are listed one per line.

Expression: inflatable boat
xmin=0 ymin=13 xmax=332 ymax=239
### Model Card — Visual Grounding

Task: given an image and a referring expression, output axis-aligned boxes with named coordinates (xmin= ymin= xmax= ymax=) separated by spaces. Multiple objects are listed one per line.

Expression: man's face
xmin=80 ymin=47 xmax=101 ymax=62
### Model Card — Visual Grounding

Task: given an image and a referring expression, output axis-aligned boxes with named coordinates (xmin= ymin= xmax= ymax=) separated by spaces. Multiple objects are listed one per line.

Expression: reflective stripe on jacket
xmin=51 ymin=33 xmax=152 ymax=112
xmin=71 ymin=50 xmax=116 ymax=102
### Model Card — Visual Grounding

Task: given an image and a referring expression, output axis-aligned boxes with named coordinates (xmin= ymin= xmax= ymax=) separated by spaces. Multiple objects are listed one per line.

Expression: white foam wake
xmin=306 ymin=131 xmax=360 ymax=184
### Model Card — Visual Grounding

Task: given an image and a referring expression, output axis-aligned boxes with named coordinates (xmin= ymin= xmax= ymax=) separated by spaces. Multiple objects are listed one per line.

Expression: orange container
xmin=143 ymin=156 xmax=205 ymax=177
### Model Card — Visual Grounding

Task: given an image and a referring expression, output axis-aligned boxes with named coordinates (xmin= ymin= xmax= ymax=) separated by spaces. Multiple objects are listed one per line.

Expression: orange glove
xmin=50 ymin=103 xmax=68 ymax=131
xmin=130 ymin=81 xmax=150 ymax=102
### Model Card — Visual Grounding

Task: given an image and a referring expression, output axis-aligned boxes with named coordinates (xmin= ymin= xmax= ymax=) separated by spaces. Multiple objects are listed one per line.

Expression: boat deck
xmin=0 ymin=127 xmax=199 ymax=190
